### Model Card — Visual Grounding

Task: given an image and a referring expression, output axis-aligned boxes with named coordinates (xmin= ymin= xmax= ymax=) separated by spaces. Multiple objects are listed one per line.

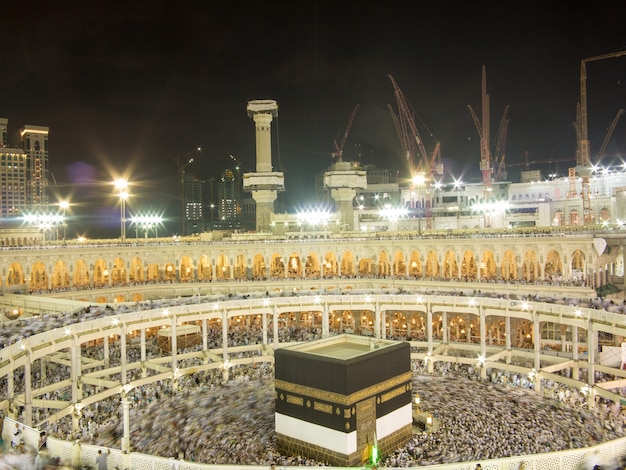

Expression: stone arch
xmin=393 ymin=251 xmax=406 ymax=277
xmin=378 ymin=251 xmax=390 ymax=277
xmin=341 ymin=251 xmax=355 ymax=277
xmin=147 ymin=264 xmax=161 ymax=282
xmin=522 ymin=250 xmax=541 ymax=281
xmin=501 ymin=250 xmax=517 ymax=281
xmin=130 ymin=257 xmax=144 ymax=283
xmin=480 ymin=250 xmax=497 ymax=280
xmin=198 ymin=255 xmax=212 ymax=281
xmin=234 ymin=254 xmax=247 ymax=280
xmin=73 ymin=259 xmax=89 ymax=288
xmin=461 ymin=250 xmax=477 ymax=280
xmin=443 ymin=250 xmax=458 ymax=279
xmin=287 ymin=253 xmax=302 ymax=278
xmin=544 ymin=249 xmax=563 ymax=280
xmin=111 ymin=257 xmax=126 ymax=285
xmin=553 ymin=209 xmax=564 ymax=226
xmin=270 ymin=253 xmax=285 ymax=278
xmin=425 ymin=250 xmax=439 ymax=278
xmin=93 ymin=259 xmax=109 ymax=287
xmin=252 ymin=254 xmax=266 ymax=280
xmin=358 ymin=257 xmax=374 ymax=277
xmin=7 ymin=262 xmax=25 ymax=287
xmin=164 ymin=262 xmax=176 ymax=282
xmin=599 ymin=207 xmax=611 ymax=222
xmin=304 ymin=252 xmax=320 ymax=278
xmin=131 ymin=293 xmax=143 ymax=302
xmin=571 ymin=249 xmax=586 ymax=282
xmin=408 ymin=250 xmax=422 ymax=278
xmin=180 ymin=255 xmax=194 ymax=282
xmin=51 ymin=260 xmax=70 ymax=289
xmin=30 ymin=261 xmax=48 ymax=291
xmin=216 ymin=255 xmax=230 ymax=280
xmin=322 ymin=252 xmax=337 ymax=278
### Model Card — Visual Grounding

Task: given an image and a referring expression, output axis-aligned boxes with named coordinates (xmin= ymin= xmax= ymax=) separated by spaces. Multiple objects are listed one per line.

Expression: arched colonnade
xmin=4 ymin=243 xmax=593 ymax=293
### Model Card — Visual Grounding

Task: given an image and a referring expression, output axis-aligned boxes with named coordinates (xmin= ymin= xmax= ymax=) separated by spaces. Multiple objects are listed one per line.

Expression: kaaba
xmin=274 ymin=334 xmax=412 ymax=466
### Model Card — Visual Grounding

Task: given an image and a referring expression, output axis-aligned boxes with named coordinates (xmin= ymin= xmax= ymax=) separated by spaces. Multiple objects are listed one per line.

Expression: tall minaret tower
xmin=243 ymin=100 xmax=284 ymax=232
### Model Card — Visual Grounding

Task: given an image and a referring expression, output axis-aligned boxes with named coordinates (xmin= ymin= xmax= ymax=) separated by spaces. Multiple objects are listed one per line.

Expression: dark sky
xmin=1 ymin=0 xmax=626 ymax=238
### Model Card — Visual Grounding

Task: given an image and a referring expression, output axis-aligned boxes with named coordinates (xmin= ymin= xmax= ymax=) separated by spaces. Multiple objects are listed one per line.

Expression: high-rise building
xmin=20 ymin=125 xmax=49 ymax=211
xmin=182 ymin=173 xmax=203 ymax=235
xmin=0 ymin=146 xmax=28 ymax=218
xmin=0 ymin=118 xmax=8 ymax=148
xmin=0 ymin=119 xmax=48 ymax=219
xmin=218 ymin=169 xmax=239 ymax=224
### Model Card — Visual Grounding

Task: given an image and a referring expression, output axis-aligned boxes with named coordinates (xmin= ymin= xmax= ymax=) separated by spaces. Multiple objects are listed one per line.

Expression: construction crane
xmin=387 ymin=74 xmax=442 ymax=177
xmin=577 ymin=50 xmax=626 ymax=167
xmin=574 ymin=49 xmax=626 ymax=224
xmin=467 ymin=66 xmax=511 ymax=184
xmin=331 ymin=104 xmax=359 ymax=162
xmin=492 ymin=105 xmax=510 ymax=180
xmin=596 ymin=108 xmax=625 ymax=160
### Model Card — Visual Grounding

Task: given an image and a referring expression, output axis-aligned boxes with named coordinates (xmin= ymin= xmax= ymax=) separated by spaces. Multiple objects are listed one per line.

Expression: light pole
xmin=176 ymin=147 xmax=202 ymax=235
xmin=114 ymin=179 xmax=129 ymax=242
xmin=412 ymin=172 xmax=426 ymax=236
xmin=59 ymin=200 xmax=69 ymax=241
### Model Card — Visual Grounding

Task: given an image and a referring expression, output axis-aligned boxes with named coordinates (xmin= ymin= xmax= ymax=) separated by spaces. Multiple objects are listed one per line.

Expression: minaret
xmin=324 ymin=160 xmax=366 ymax=231
xmin=242 ymin=100 xmax=284 ymax=232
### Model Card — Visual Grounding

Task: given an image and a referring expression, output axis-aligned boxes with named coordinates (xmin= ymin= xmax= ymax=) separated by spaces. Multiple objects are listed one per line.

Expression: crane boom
xmin=388 ymin=74 xmax=441 ymax=176
xmin=493 ymin=105 xmax=510 ymax=180
xmin=332 ymin=104 xmax=360 ymax=161
xmin=467 ymin=105 xmax=483 ymax=139
xmin=596 ymin=108 xmax=625 ymax=160
xmin=387 ymin=104 xmax=412 ymax=173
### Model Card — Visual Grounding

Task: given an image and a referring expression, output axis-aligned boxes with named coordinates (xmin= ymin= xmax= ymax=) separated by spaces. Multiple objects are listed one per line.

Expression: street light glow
xmin=114 ymin=178 xmax=130 ymax=241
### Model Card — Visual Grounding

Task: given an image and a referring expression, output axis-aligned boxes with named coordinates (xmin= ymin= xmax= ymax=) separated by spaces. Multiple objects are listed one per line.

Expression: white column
xmin=171 ymin=318 xmax=178 ymax=373
xmin=572 ymin=325 xmax=579 ymax=380
xmin=479 ymin=307 xmax=487 ymax=380
xmin=122 ymin=392 xmax=131 ymax=453
xmin=221 ymin=310 xmax=228 ymax=362
xmin=273 ymin=306 xmax=279 ymax=348
xmin=24 ymin=359 xmax=32 ymax=426
xmin=252 ymin=112 xmax=274 ymax=173
xmin=140 ymin=328 xmax=147 ymax=379
xmin=587 ymin=319 xmax=596 ymax=408
xmin=202 ymin=318 xmax=208 ymax=353
xmin=322 ymin=303 xmax=330 ymax=338
xmin=427 ymin=307 xmax=433 ymax=354
xmin=103 ymin=336 xmax=109 ymax=366
xmin=533 ymin=313 xmax=541 ymax=393
xmin=374 ymin=302 xmax=381 ymax=339
xmin=120 ymin=323 xmax=127 ymax=385
xmin=262 ymin=311 xmax=268 ymax=345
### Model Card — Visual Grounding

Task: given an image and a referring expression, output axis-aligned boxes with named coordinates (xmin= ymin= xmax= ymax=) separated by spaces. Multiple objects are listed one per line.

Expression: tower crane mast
xmin=467 ymin=66 xmax=510 ymax=183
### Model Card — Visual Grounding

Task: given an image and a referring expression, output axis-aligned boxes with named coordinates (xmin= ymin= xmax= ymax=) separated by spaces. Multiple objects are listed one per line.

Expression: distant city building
xmin=218 ymin=169 xmax=239 ymax=222
xmin=20 ymin=125 xmax=50 ymax=210
xmin=182 ymin=173 xmax=203 ymax=235
xmin=0 ymin=118 xmax=7 ymax=147
xmin=0 ymin=119 xmax=49 ymax=219
xmin=239 ymin=195 xmax=256 ymax=231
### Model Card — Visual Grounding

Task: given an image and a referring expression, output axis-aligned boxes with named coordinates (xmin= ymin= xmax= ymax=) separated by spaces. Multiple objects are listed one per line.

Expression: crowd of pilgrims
xmin=1 ymin=290 xmax=626 ymax=468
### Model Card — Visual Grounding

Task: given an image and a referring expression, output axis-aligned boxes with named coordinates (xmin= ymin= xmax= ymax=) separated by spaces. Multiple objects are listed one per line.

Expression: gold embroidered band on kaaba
xmin=275 ymin=371 xmax=411 ymax=406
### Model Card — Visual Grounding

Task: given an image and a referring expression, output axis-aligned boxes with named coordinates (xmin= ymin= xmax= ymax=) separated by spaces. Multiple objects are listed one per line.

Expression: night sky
xmin=1 ymin=1 xmax=625 ymax=238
